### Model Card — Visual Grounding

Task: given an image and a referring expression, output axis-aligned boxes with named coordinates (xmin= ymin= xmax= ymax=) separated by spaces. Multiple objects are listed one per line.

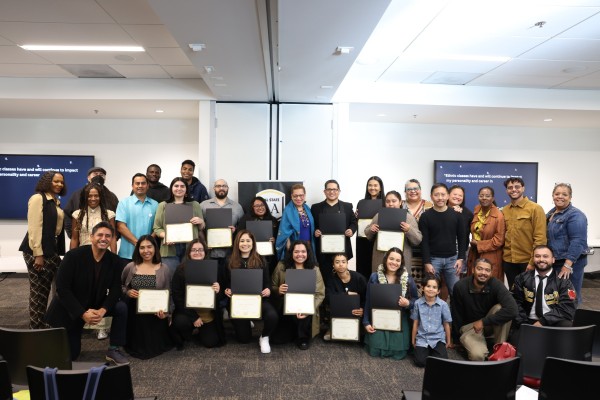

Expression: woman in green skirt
xmin=363 ymin=247 xmax=418 ymax=360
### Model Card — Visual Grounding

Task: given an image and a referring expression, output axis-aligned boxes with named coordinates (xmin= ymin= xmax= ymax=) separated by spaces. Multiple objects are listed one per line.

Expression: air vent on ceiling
xmin=59 ymin=64 xmax=124 ymax=78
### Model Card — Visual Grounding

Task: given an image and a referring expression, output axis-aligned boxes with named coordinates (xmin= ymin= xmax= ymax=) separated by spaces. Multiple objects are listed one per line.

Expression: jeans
xmin=430 ymin=255 xmax=459 ymax=294
xmin=553 ymin=256 xmax=587 ymax=304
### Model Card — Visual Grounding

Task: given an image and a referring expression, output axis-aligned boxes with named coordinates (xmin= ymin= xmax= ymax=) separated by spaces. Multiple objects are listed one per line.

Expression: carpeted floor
xmin=1 ymin=273 xmax=599 ymax=399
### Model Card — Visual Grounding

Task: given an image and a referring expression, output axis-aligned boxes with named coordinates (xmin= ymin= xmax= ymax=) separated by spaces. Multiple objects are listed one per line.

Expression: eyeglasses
xmin=190 ymin=248 xmax=205 ymax=253
xmin=214 ymin=185 xmax=228 ymax=189
xmin=292 ymin=194 xmax=305 ymax=199
xmin=325 ymin=188 xmax=339 ymax=192
xmin=405 ymin=187 xmax=420 ymax=192
xmin=253 ymin=204 xmax=266 ymax=209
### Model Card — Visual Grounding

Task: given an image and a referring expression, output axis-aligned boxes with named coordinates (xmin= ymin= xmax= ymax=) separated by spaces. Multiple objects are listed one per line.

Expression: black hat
xmin=87 ymin=167 xmax=107 ymax=176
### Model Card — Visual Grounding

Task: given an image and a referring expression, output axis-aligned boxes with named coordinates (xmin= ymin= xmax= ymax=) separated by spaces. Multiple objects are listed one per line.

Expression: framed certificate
xmin=166 ymin=222 xmax=194 ymax=243
xmin=256 ymin=241 xmax=274 ymax=256
xmin=321 ymin=234 xmax=345 ymax=253
xmin=185 ymin=285 xmax=215 ymax=309
xmin=376 ymin=231 xmax=405 ymax=252
xmin=331 ymin=318 xmax=360 ymax=341
xmin=357 ymin=219 xmax=371 ymax=238
xmin=207 ymin=228 xmax=232 ymax=248
xmin=284 ymin=293 xmax=315 ymax=315
xmin=372 ymin=308 xmax=402 ymax=331
xmin=137 ymin=289 xmax=170 ymax=314
xmin=230 ymin=294 xmax=262 ymax=319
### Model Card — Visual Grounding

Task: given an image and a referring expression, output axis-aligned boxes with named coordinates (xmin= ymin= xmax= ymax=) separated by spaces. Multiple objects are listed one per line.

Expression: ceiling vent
xmin=59 ymin=64 xmax=124 ymax=78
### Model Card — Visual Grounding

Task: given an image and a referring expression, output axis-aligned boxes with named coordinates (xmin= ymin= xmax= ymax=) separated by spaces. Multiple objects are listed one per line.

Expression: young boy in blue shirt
xmin=411 ymin=275 xmax=452 ymax=367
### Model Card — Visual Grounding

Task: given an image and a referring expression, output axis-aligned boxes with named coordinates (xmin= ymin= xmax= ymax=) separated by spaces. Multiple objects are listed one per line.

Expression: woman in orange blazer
xmin=467 ymin=186 xmax=505 ymax=281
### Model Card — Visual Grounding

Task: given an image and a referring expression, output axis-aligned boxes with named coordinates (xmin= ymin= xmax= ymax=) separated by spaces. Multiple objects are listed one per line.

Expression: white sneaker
xmin=250 ymin=321 xmax=255 ymax=329
xmin=259 ymin=336 xmax=271 ymax=354
xmin=97 ymin=329 xmax=109 ymax=340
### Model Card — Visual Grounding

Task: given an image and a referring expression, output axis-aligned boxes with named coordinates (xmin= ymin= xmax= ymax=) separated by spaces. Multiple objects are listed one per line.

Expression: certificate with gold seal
xmin=166 ymin=222 xmax=194 ymax=243
xmin=372 ymin=309 xmax=401 ymax=331
xmin=185 ymin=285 xmax=215 ymax=309
xmin=284 ymin=293 xmax=315 ymax=315
xmin=331 ymin=318 xmax=360 ymax=341
xmin=137 ymin=289 xmax=170 ymax=314
xmin=230 ymin=294 xmax=262 ymax=319
xmin=376 ymin=231 xmax=405 ymax=252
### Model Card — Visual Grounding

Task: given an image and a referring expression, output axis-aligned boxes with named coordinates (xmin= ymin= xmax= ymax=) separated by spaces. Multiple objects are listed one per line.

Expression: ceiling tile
xmin=519 ymin=38 xmax=600 ymax=62
xmin=0 ymin=0 xmax=113 ymax=23
xmin=469 ymin=73 xmax=569 ymax=88
xmin=31 ymin=51 xmax=155 ymax=65
xmin=489 ymin=58 xmax=600 ymax=77
xmin=162 ymin=65 xmax=202 ymax=79
xmin=0 ymin=63 xmax=73 ymax=77
xmin=556 ymin=70 xmax=600 ymax=89
xmin=0 ymin=22 xmax=137 ymax=46
xmin=146 ymin=47 xmax=191 ymax=66
xmin=109 ymin=64 xmax=170 ymax=78
xmin=0 ymin=45 xmax=50 ymax=63
xmin=122 ymin=25 xmax=180 ymax=47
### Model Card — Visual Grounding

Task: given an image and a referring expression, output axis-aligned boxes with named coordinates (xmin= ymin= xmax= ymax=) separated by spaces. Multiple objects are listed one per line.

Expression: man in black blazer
xmin=311 ymin=179 xmax=358 ymax=284
xmin=45 ymin=221 xmax=128 ymax=364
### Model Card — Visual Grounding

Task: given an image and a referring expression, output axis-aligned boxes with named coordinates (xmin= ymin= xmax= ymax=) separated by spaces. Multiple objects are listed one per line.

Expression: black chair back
xmin=0 ymin=360 xmax=12 ymax=400
xmin=0 ymin=327 xmax=72 ymax=386
xmin=516 ymin=324 xmax=595 ymax=382
xmin=538 ymin=357 xmax=600 ymax=399
xmin=26 ymin=364 xmax=134 ymax=400
xmin=403 ymin=356 xmax=520 ymax=400
xmin=573 ymin=308 xmax=600 ymax=358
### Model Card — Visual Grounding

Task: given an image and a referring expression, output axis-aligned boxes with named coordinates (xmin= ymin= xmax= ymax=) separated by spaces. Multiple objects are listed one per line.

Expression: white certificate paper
xmin=284 ymin=293 xmax=315 ymax=315
xmin=230 ymin=294 xmax=262 ymax=319
xmin=185 ymin=285 xmax=215 ymax=309
xmin=357 ymin=219 xmax=371 ymax=238
xmin=376 ymin=231 xmax=405 ymax=252
xmin=331 ymin=318 xmax=360 ymax=341
xmin=207 ymin=228 xmax=232 ymax=248
xmin=166 ymin=222 xmax=194 ymax=243
xmin=372 ymin=308 xmax=402 ymax=331
xmin=321 ymin=234 xmax=345 ymax=253
xmin=137 ymin=289 xmax=170 ymax=314
xmin=256 ymin=241 xmax=274 ymax=256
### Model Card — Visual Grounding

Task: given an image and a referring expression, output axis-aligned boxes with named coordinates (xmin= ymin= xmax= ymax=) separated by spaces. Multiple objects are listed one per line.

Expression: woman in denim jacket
xmin=546 ymin=183 xmax=588 ymax=304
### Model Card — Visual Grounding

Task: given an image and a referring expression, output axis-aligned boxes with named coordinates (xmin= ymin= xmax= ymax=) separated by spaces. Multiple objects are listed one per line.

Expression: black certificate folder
xmin=370 ymin=284 xmax=402 ymax=309
xmin=205 ymin=208 xmax=232 ymax=228
xmin=357 ymin=199 xmax=383 ymax=219
xmin=184 ymin=260 xmax=218 ymax=285
xmin=377 ymin=208 xmax=407 ymax=231
xmin=231 ymin=269 xmax=263 ymax=294
xmin=246 ymin=220 xmax=272 ymax=241
xmin=330 ymin=294 xmax=360 ymax=318
xmin=285 ymin=269 xmax=316 ymax=293
xmin=165 ymin=203 xmax=193 ymax=224
xmin=319 ymin=213 xmax=346 ymax=234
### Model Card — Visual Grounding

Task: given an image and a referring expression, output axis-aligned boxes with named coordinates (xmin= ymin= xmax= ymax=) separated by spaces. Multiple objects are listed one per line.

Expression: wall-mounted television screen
xmin=433 ymin=160 xmax=538 ymax=212
xmin=0 ymin=154 xmax=95 ymax=220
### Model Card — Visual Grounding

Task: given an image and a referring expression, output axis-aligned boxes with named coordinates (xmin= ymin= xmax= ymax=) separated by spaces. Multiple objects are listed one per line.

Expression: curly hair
xmin=382 ymin=247 xmax=406 ymax=281
xmin=76 ymin=182 xmax=111 ymax=232
xmin=35 ymin=170 xmax=67 ymax=196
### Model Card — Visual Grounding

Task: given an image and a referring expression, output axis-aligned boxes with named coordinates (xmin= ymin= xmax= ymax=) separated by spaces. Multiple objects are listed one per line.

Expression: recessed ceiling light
xmin=155 ymin=109 xmax=164 ymax=113
xmin=544 ymin=118 xmax=553 ymax=122
xmin=20 ymin=45 xmax=144 ymax=52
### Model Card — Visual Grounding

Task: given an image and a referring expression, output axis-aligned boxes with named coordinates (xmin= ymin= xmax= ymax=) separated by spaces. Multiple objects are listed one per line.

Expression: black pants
xmin=230 ymin=300 xmax=279 ymax=343
xmin=270 ymin=314 xmax=312 ymax=345
xmin=503 ymin=261 xmax=528 ymax=290
xmin=65 ymin=300 xmax=128 ymax=360
xmin=413 ymin=341 xmax=448 ymax=367
xmin=170 ymin=312 xmax=222 ymax=348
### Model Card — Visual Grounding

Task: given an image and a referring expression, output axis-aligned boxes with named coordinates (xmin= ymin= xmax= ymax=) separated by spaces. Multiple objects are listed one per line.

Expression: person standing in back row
xmin=419 ymin=183 xmax=466 ymax=296
xmin=181 ymin=160 xmax=210 ymax=203
xmin=501 ymin=177 xmax=546 ymax=289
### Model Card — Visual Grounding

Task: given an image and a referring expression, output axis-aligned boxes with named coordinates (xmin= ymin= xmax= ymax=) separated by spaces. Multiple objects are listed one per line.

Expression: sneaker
xmin=250 ymin=321 xmax=255 ymax=329
xmin=259 ymin=336 xmax=271 ymax=354
xmin=97 ymin=329 xmax=109 ymax=340
xmin=106 ymin=348 xmax=129 ymax=365
xmin=323 ymin=330 xmax=331 ymax=341
xmin=297 ymin=341 xmax=309 ymax=350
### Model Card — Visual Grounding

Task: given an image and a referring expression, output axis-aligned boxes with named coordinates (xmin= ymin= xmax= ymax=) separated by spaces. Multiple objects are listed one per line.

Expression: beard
xmin=215 ymin=190 xmax=228 ymax=199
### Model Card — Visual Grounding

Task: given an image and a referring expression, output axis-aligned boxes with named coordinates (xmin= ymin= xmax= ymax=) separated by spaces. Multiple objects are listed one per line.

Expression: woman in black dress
xmin=355 ymin=176 xmax=385 ymax=280
xmin=121 ymin=235 xmax=173 ymax=359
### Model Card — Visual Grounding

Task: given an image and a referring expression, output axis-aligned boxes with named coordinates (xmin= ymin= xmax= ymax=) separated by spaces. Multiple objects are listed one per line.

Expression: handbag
xmin=487 ymin=342 xmax=516 ymax=361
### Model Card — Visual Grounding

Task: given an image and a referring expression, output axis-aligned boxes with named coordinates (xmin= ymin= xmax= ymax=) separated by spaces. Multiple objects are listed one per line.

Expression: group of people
xmin=19 ymin=163 xmax=587 ymax=366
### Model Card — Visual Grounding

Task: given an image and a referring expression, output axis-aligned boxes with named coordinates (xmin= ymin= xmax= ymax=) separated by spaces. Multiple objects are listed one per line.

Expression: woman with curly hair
xmin=363 ymin=247 xmax=418 ymax=360
xmin=70 ymin=182 xmax=116 ymax=252
xmin=19 ymin=170 xmax=67 ymax=329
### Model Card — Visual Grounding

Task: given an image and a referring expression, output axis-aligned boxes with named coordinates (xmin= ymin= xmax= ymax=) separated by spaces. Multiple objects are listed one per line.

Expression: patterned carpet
xmin=1 ymin=273 xmax=598 ymax=399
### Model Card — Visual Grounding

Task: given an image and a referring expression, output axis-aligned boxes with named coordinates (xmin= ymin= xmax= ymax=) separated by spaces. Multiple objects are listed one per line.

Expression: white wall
xmin=2 ymin=109 xmax=600 ymax=259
